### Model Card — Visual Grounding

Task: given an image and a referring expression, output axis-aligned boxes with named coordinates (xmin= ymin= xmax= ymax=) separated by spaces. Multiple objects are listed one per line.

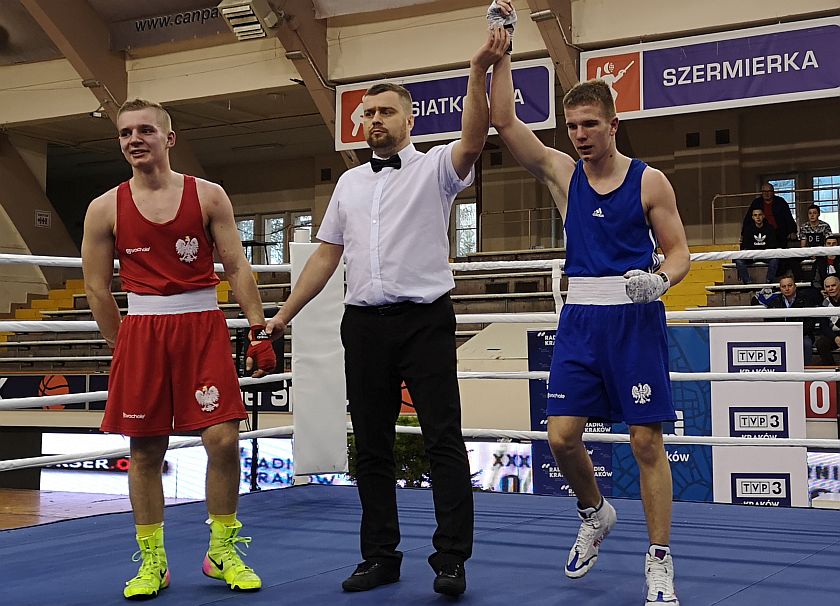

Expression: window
xmin=454 ymin=201 xmax=477 ymax=257
xmin=291 ymin=213 xmax=312 ymax=244
xmin=813 ymin=175 xmax=840 ymax=213
xmin=814 ymin=174 xmax=840 ymax=232
xmin=767 ymin=178 xmax=797 ymax=222
xmin=263 ymin=215 xmax=285 ymax=265
xmin=236 ymin=218 xmax=255 ymax=262
xmin=236 ymin=211 xmax=313 ymax=264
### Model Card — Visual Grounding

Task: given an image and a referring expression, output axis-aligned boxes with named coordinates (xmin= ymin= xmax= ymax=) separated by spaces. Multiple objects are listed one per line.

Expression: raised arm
xmin=81 ymin=193 xmax=120 ymax=348
xmin=265 ymin=242 xmax=344 ymax=334
xmin=202 ymin=180 xmax=266 ymax=329
xmin=451 ymin=27 xmax=510 ymax=180
xmin=644 ymin=168 xmax=690 ymax=286
xmin=489 ymin=52 xmax=575 ymax=197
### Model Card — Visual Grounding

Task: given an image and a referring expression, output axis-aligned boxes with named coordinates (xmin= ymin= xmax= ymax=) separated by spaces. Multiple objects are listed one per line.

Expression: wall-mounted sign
xmin=335 ymin=58 xmax=555 ymax=151
xmin=35 ymin=210 xmax=51 ymax=228
xmin=581 ymin=17 xmax=840 ymax=119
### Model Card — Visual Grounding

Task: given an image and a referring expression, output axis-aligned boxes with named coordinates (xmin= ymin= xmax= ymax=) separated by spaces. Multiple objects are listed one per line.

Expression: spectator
xmin=765 ymin=273 xmax=820 ymax=364
xmin=815 ymin=275 xmax=840 ymax=365
xmin=812 ymin=233 xmax=840 ymax=290
xmin=742 ymin=182 xmax=798 ymax=247
xmin=742 ymin=183 xmax=798 ymax=277
xmin=797 ymin=204 xmax=833 ymax=282
xmin=736 ymin=208 xmax=779 ymax=284
xmin=799 ymin=204 xmax=832 ymax=248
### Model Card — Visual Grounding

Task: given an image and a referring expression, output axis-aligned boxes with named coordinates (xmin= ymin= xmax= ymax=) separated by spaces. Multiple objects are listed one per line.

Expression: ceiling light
xmin=231 ymin=142 xmax=284 ymax=151
xmin=218 ymin=0 xmax=279 ymax=41
xmin=530 ymin=10 xmax=556 ymax=22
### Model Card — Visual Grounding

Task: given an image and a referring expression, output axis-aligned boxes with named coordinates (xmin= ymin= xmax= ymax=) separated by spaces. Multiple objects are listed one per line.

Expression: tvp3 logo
xmin=727 ymin=342 xmax=786 ymax=373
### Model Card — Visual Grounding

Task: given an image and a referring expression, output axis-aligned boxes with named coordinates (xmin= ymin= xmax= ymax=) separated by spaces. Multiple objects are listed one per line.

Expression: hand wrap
xmin=487 ymin=1 xmax=516 ymax=54
xmin=246 ymin=325 xmax=276 ymax=374
xmin=624 ymin=270 xmax=670 ymax=304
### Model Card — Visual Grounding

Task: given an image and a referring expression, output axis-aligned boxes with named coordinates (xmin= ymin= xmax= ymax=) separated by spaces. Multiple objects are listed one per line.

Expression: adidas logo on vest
xmin=592 ymin=208 xmax=604 ymax=218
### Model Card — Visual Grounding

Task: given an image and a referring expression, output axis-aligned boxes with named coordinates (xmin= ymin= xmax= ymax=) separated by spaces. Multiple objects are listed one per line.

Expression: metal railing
xmin=711 ymin=185 xmax=840 ymax=244
xmin=479 ymin=206 xmax=561 ymax=251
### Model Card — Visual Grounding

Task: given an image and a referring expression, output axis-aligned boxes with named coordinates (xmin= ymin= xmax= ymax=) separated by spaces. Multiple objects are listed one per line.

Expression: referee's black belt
xmin=346 ymin=300 xmax=420 ymax=316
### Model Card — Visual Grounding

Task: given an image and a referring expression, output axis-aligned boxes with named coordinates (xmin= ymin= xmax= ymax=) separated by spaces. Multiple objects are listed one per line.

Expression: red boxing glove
xmin=246 ymin=325 xmax=276 ymax=376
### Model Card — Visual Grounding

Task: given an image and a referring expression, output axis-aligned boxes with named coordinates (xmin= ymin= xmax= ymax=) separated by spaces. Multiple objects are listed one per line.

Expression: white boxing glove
xmin=624 ymin=269 xmax=670 ymax=304
xmin=487 ymin=1 xmax=517 ymax=53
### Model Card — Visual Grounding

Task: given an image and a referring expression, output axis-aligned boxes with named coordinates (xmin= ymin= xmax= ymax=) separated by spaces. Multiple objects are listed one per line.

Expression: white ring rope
xmin=452 ymin=259 xmax=558 ymax=271
xmin=0 ymin=372 xmax=292 ymax=412
xmin=2 ymin=421 xmax=837 ymax=474
xmin=3 ymin=368 xmax=838 ymax=413
xmin=3 ymin=306 xmax=840 ymax=335
xmin=0 ymin=319 xmax=250 ymax=332
xmin=430 ymin=426 xmax=840 ymax=449
xmin=0 ymin=253 xmax=290 ymax=274
xmin=3 ymin=246 xmax=839 ymax=274
xmin=456 ymin=307 xmax=840 ymax=324
xmin=689 ymin=245 xmax=840 ymax=262
xmin=3 ymin=369 xmax=836 ymax=412
xmin=456 ymin=370 xmax=840 ymax=382
xmin=0 ymin=426 xmax=295 ymax=473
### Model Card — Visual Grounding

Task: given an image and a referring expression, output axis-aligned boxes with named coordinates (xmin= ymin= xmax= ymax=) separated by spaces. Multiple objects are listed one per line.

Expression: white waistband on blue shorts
xmin=565 ymin=276 xmax=636 ymax=305
xmin=127 ymin=286 xmax=219 ymax=316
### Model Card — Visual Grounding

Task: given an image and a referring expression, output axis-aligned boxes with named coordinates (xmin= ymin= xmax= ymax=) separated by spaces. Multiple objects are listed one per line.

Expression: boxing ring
xmin=1 ymin=246 xmax=839 ymax=605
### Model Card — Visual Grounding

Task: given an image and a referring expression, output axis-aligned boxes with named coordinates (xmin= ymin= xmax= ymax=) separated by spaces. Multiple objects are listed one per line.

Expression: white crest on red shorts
xmin=176 ymin=236 xmax=199 ymax=263
xmin=195 ymin=385 xmax=220 ymax=412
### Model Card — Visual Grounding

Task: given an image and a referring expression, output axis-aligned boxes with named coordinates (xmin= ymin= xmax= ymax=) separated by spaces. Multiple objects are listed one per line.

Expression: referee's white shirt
xmin=318 ymin=141 xmax=473 ymax=306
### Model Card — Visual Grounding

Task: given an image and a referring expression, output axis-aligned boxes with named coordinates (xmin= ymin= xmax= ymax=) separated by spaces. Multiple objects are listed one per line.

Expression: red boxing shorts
xmin=101 ymin=309 xmax=247 ymax=437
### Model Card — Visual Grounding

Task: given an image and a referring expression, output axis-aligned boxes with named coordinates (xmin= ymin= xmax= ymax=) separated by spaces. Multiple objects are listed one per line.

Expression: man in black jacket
xmin=766 ymin=273 xmax=820 ymax=364
xmin=812 ymin=233 xmax=840 ymax=290
xmin=816 ymin=275 xmax=840 ymax=365
xmin=742 ymin=183 xmax=798 ymax=246
xmin=737 ymin=208 xmax=779 ymax=284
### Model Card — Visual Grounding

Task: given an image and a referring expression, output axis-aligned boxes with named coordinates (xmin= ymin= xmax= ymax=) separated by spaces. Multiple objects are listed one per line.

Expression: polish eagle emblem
xmin=195 ymin=385 xmax=220 ymax=412
xmin=632 ymin=383 xmax=652 ymax=405
xmin=176 ymin=235 xmax=199 ymax=263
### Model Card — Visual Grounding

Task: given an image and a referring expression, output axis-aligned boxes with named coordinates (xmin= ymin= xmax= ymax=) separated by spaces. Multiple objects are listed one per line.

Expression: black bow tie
xmin=370 ymin=155 xmax=401 ymax=173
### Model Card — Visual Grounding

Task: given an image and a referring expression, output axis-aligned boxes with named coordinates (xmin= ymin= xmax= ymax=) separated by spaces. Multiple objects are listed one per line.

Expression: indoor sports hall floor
xmin=2 ymin=485 xmax=837 ymax=605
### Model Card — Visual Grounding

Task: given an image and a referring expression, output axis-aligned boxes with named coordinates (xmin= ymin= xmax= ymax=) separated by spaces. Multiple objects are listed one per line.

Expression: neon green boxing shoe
xmin=202 ymin=519 xmax=262 ymax=591
xmin=124 ymin=527 xmax=170 ymax=600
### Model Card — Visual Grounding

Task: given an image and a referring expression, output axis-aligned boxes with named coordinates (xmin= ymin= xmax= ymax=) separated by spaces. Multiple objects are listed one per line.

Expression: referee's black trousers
xmin=341 ymin=293 xmax=474 ymax=570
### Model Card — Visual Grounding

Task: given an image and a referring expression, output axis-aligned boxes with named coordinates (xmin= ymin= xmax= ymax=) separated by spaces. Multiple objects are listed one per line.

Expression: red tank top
xmin=115 ymin=175 xmax=220 ymax=295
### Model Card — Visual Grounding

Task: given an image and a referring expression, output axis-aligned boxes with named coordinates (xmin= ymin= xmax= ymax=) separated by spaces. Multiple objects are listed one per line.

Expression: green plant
xmin=347 ymin=415 xmax=430 ymax=487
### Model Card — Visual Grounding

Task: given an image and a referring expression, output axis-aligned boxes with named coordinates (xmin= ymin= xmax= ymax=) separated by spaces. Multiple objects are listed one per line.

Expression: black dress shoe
xmin=433 ymin=562 xmax=466 ymax=596
xmin=341 ymin=561 xmax=400 ymax=592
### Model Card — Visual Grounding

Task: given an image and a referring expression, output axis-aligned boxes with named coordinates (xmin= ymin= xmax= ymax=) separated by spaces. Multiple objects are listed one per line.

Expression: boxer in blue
xmin=487 ymin=3 xmax=689 ymax=604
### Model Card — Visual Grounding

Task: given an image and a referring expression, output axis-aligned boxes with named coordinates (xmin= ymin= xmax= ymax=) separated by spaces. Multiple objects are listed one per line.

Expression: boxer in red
xmin=81 ymin=99 xmax=276 ymax=600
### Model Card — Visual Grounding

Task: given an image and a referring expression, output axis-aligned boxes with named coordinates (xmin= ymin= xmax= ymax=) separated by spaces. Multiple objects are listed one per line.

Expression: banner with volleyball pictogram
xmin=335 ymin=58 xmax=555 ymax=151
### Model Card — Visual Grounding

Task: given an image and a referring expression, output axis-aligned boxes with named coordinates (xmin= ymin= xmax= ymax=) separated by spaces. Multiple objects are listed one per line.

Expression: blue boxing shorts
xmin=546 ymin=296 xmax=676 ymax=425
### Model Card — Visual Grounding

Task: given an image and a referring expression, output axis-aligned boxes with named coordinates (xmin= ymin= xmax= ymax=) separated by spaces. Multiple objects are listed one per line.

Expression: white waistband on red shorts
xmin=565 ymin=276 xmax=635 ymax=305
xmin=127 ymin=286 xmax=219 ymax=316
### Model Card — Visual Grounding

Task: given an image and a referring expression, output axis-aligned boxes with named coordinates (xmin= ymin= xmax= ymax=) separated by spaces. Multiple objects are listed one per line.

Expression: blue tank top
xmin=563 ymin=158 xmax=659 ymax=277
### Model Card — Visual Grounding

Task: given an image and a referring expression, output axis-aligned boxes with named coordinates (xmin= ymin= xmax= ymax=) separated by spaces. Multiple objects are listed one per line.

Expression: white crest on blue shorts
xmin=632 ymin=383 xmax=651 ymax=405
xmin=195 ymin=385 xmax=220 ymax=412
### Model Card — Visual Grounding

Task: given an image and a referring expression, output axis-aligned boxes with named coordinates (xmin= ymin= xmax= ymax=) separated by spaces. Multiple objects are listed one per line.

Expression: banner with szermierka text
xmin=580 ymin=17 xmax=840 ymax=120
